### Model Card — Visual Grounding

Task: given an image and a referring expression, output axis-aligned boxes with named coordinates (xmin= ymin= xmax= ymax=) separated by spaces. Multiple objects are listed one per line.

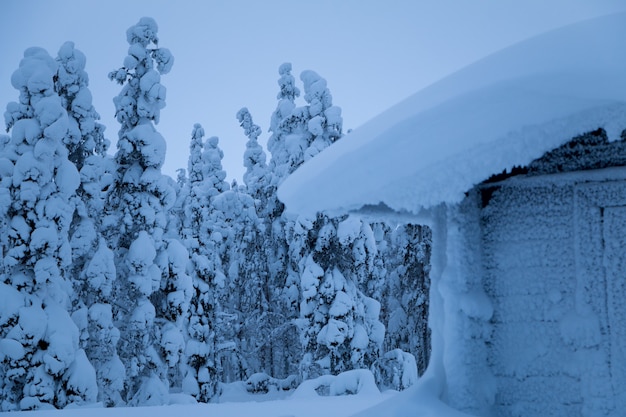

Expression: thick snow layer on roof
xmin=278 ymin=12 xmax=626 ymax=217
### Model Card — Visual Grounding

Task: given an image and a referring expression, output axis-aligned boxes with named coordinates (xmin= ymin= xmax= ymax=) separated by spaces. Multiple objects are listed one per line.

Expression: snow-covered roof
xmin=277 ymin=12 xmax=626 ymax=217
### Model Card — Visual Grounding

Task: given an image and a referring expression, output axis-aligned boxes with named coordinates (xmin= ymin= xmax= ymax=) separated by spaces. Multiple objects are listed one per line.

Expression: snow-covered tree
xmin=300 ymin=70 xmax=342 ymax=162
xmin=182 ymin=125 xmax=228 ymax=249
xmin=83 ymin=302 xmax=125 ymax=406
xmin=55 ymin=40 xmax=115 ymax=299
xmin=0 ymin=47 xmax=97 ymax=410
xmin=181 ymin=124 xmax=204 ymax=247
xmin=55 ymin=41 xmax=109 ymax=171
xmin=188 ymin=125 xmax=203 ymax=183
xmin=256 ymin=66 xmax=356 ymax=382
xmin=268 ymin=68 xmax=342 ymax=178
xmin=267 ymin=62 xmax=301 ymax=186
xmin=201 ymin=135 xmax=230 ymax=198
xmin=262 ymin=65 xmax=301 ymax=342
xmin=53 ymin=42 xmax=123 ymax=405
xmin=105 ymin=17 xmax=184 ymax=405
xmin=158 ymin=238 xmax=192 ymax=389
xmin=184 ymin=267 xmax=221 ymax=401
xmin=237 ymin=107 xmax=269 ymax=203
xmin=380 ymin=224 xmax=431 ymax=376
xmin=167 ymin=167 xmax=187 ymax=240
xmin=266 ymin=68 xmax=355 ymax=380
xmin=295 ymin=214 xmax=384 ymax=379
xmin=237 ymin=104 xmax=310 ymax=380
xmin=210 ymin=184 xmax=266 ymax=381
xmin=180 ymin=124 xmax=228 ymax=402
xmin=108 ymin=18 xmax=173 ymax=132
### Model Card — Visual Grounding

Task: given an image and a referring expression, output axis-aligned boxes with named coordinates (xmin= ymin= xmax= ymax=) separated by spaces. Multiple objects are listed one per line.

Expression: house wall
xmin=478 ymin=171 xmax=626 ymax=417
xmin=440 ymin=193 xmax=496 ymax=415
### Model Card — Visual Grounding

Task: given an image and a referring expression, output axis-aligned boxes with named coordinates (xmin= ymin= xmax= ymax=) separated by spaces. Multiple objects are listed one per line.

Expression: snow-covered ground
xmin=11 ymin=379 xmax=396 ymax=417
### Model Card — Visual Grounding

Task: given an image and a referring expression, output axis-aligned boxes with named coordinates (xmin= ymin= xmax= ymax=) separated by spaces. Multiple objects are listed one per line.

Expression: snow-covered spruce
xmin=378 ymin=224 xmax=431 ymax=376
xmin=55 ymin=41 xmax=109 ymax=171
xmin=181 ymin=124 xmax=227 ymax=402
xmin=300 ymin=70 xmax=342 ymax=162
xmin=212 ymin=183 xmax=268 ymax=382
xmin=55 ymin=42 xmax=123 ymax=406
xmin=296 ymin=214 xmax=384 ymax=378
xmin=104 ymin=17 xmax=187 ymax=406
xmin=270 ymin=68 xmax=342 ymax=178
xmin=267 ymin=62 xmax=301 ymax=187
xmin=0 ymin=47 xmax=97 ymax=410
xmin=237 ymin=107 xmax=269 ymax=204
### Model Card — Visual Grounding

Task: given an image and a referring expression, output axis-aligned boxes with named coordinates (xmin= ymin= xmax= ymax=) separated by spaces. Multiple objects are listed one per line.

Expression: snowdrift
xmin=278 ymin=12 xmax=626 ymax=216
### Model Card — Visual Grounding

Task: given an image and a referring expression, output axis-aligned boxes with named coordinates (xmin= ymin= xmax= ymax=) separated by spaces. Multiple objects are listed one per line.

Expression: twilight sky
xmin=2 ymin=0 xmax=626 ymax=182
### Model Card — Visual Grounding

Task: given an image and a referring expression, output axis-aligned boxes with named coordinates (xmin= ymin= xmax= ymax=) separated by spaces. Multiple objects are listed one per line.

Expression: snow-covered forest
xmin=0 ymin=17 xmax=431 ymax=410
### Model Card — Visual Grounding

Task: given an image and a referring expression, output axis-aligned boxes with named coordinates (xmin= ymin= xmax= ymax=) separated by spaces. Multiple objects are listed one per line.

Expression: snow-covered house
xmin=278 ymin=13 xmax=626 ymax=417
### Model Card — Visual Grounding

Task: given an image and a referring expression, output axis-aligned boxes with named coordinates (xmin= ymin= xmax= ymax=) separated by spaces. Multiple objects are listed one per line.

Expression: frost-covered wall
xmin=481 ymin=179 xmax=577 ymax=417
xmin=478 ymin=169 xmax=626 ymax=417
xmin=439 ymin=193 xmax=494 ymax=415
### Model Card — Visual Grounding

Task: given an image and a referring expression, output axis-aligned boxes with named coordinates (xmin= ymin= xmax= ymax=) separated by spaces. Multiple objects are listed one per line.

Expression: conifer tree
xmin=267 ymin=62 xmax=300 ymax=187
xmin=300 ymin=70 xmax=343 ymax=161
xmin=270 ymin=68 xmax=342 ymax=175
xmin=262 ymin=66 xmax=354 ymax=380
xmin=105 ymin=17 xmax=186 ymax=405
xmin=202 ymin=135 xmax=230 ymax=198
xmin=54 ymin=41 xmax=123 ymax=405
xmin=181 ymin=124 xmax=225 ymax=401
xmin=297 ymin=214 xmax=383 ymax=378
xmin=239 ymin=104 xmax=305 ymax=380
xmin=381 ymin=224 xmax=431 ymax=376
xmin=167 ymin=168 xmax=187 ymax=240
xmin=211 ymin=183 xmax=265 ymax=381
xmin=182 ymin=124 xmax=206 ymax=248
xmin=0 ymin=47 xmax=96 ymax=410
xmin=237 ymin=107 xmax=269 ymax=203
xmin=55 ymin=41 xmax=109 ymax=171
xmin=264 ymin=65 xmax=299 ymax=322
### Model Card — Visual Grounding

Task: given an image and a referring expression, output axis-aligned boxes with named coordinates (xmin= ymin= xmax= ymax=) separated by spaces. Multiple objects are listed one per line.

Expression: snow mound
xmin=291 ymin=369 xmax=380 ymax=399
xmin=353 ymin=377 xmax=476 ymax=417
xmin=278 ymin=12 xmax=626 ymax=216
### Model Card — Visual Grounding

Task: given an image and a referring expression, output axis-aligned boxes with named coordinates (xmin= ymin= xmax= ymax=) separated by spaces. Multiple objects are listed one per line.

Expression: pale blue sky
xmin=2 ymin=0 xmax=626 ymax=182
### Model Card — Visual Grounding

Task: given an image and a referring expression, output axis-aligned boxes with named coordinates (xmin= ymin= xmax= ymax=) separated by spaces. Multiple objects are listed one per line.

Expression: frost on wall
xmin=478 ymin=166 xmax=626 ymax=416
xmin=481 ymin=180 xmax=579 ymax=416
xmin=439 ymin=194 xmax=495 ymax=415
